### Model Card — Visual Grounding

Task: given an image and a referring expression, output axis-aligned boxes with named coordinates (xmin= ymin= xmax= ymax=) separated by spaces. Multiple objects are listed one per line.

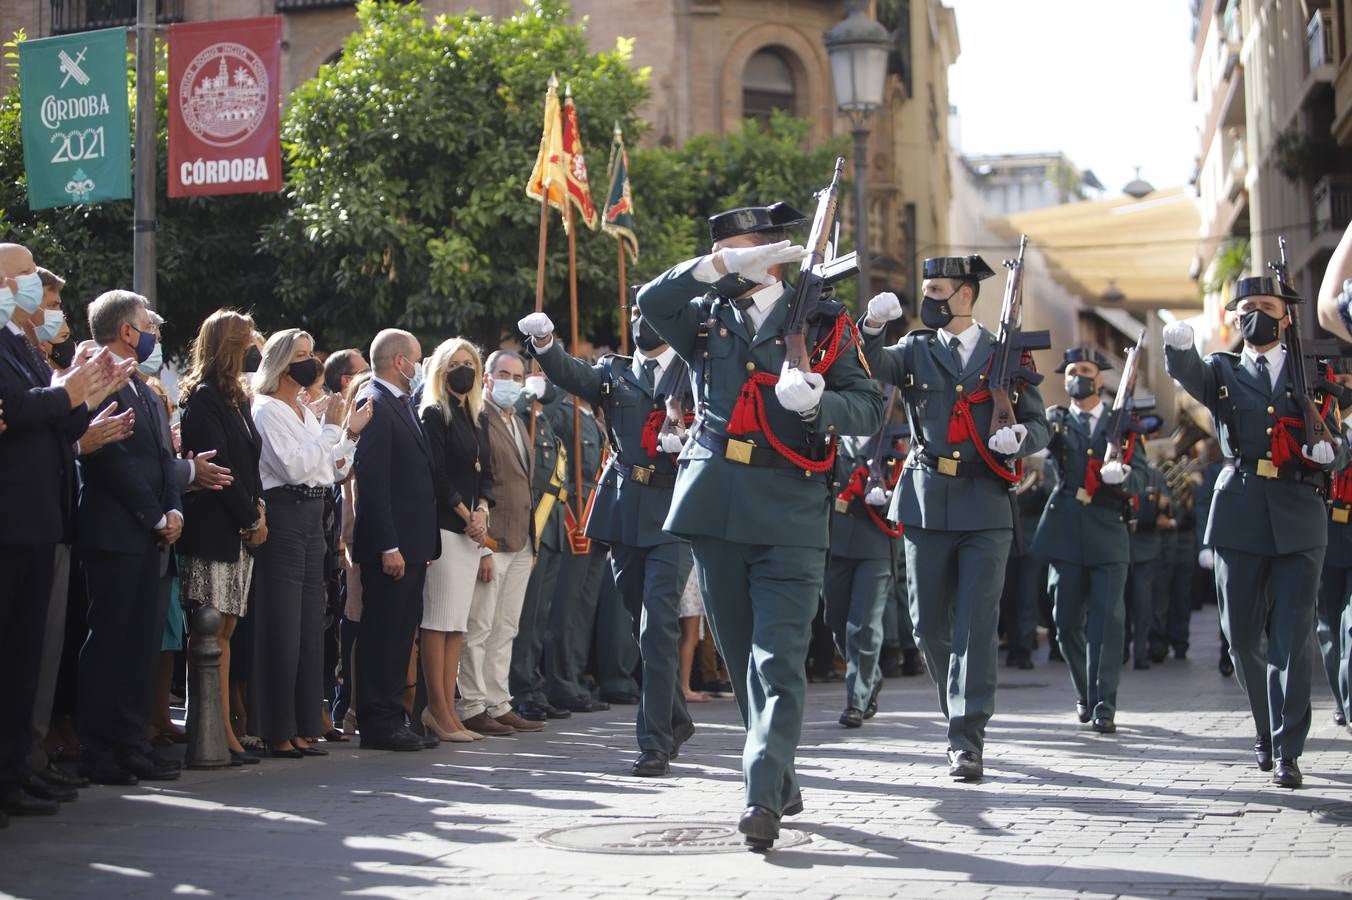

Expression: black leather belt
xmin=915 ymin=449 xmax=1013 ymax=483
xmin=1229 ymin=459 xmax=1326 ymax=491
xmin=610 ymin=458 xmax=677 ymax=489
xmin=694 ymin=426 xmax=822 ymax=472
xmin=266 ymin=484 xmax=328 ymax=501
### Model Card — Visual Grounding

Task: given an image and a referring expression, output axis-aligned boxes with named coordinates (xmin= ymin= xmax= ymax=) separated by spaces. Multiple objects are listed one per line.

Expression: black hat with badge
xmin=708 ymin=202 xmax=808 ymax=243
xmin=1054 ymin=346 xmax=1113 ymax=373
xmin=922 ymin=255 xmax=997 ymax=282
xmin=1225 ymin=276 xmax=1304 ymax=310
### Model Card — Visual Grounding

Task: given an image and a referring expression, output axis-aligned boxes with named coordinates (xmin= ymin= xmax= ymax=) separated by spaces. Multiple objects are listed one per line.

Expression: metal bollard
xmin=185 ymin=606 xmax=231 ymax=769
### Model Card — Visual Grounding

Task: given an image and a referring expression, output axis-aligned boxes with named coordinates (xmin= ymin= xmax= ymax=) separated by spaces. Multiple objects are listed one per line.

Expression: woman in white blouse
xmin=250 ymin=329 xmax=370 ymax=758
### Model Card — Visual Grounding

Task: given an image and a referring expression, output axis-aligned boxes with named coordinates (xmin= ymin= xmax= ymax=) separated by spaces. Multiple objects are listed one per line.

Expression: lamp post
xmin=825 ymin=0 xmax=891 ymax=307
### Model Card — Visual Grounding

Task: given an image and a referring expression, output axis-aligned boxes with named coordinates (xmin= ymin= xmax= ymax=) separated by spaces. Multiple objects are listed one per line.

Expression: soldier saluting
xmin=861 ymin=249 xmax=1049 ymax=781
xmin=637 ymin=190 xmax=883 ymax=850
xmin=1164 ymin=273 xmax=1345 ymax=789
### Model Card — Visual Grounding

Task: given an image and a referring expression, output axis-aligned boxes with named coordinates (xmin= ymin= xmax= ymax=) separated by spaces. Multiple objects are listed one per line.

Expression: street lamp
xmin=825 ymin=0 xmax=891 ymax=306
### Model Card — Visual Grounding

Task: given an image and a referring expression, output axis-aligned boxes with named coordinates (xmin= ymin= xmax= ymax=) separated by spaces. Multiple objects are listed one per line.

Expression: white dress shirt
xmin=938 ymin=321 xmax=982 ymax=369
xmin=252 ymin=394 xmax=355 ymax=490
xmin=1073 ymin=400 xmax=1105 ymax=434
xmin=633 ymin=344 xmax=678 ymax=386
xmin=691 ymin=255 xmax=786 ymax=332
xmin=1241 ymin=344 xmax=1285 ymax=392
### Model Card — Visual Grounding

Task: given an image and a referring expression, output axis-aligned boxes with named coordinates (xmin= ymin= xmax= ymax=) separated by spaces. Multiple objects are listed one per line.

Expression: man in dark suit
xmin=353 ymin=329 xmax=441 ymax=751
xmin=77 ymin=290 xmax=186 ymax=785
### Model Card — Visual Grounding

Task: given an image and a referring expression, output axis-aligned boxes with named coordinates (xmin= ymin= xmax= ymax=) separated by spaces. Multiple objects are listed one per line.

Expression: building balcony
xmin=1301 ymin=9 xmax=1335 ymax=107
xmin=1314 ymin=174 xmax=1352 ymax=233
xmin=50 ymin=0 xmax=183 ymax=34
xmin=275 ymin=0 xmax=356 ymax=10
xmin=1223 ymin=135 xmax=1246 ymax=203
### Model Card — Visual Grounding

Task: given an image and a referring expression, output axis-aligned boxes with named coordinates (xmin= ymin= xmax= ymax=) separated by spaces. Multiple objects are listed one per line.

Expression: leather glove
xmin=774 ymin=362 xmax=825 ymax=415
xmin=1162 ymin=321 xmax=1194 ymax=350
xmin=865 ymin=486 xmax=889 ymax=507
xmin=524 ymin=375 xmax=547 ymax=398
xmin=1303 ymin=441 xmax=1335 ymax=465
xmin=987 ymin=424 xmax=1027 ymax=455
xmin=1198 ymin=548 xmax=1214 ymax=570
xmin=1100 ymin=460 xmax=1128 ymax=485
xmin=718 ymin=240 xmax=808 ymax=285
xmin=518 ymin=312 xmax=555 ymax=341
xmin=867 ymin=291 xmax=904 ymax=324
xmin=657 ymin=432 xmax=685 ymax=454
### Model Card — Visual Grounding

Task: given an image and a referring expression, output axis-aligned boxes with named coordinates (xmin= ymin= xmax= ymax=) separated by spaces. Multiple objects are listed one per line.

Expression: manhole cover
xmin=1312 ymin=802 xmax=1352 ymax=824
xmin=538 ymin=820 xmax=810 ymax=854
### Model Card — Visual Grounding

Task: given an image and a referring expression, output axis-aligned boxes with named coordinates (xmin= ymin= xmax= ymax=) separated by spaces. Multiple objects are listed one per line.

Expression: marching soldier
xmin=1002 ymin=461 xmax=1052 ymax=670
xmin=518 ymin=306 xmax=696 ymax=776
xmin=1127 ymin=452 xmax=1173 ymax=670
xmin=1033 ymin=348 xmax=1148 ymax=734
xmin=1316 ymin=369 xmax=1352 ymax=730
xmin=1163 ymin=275 xmax=1345 ymax=788
xmin=637 ymin=202 xmax=882 ymax=850
xmin=860 ymin=255 xmax=1049 ymax=781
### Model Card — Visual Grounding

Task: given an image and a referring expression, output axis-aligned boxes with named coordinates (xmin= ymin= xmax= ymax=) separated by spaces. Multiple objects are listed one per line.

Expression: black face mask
xmin=287 ymin=358 xmax=320 ymax=388
xmin=633 ymin=318 xmax=663 ymax=352
xmin=1240 ymin=309 xmax=1282 ymax=347
xmin=920 ymin=285 xmax=965 ymax=330
xmin=446 ymin=365 xmax=476 ymax=395
xmin=49 ymin=339 xmax=76 ymax=370
xmin=243 ymin=346 xmax=262 ymax=373
xmin=1066 ymin=375 xmax=1097 ymax=400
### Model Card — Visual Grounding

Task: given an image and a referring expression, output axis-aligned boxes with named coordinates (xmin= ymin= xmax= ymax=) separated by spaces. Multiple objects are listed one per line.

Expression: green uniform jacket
xmin=1131 ymin=465 xmax=1168 ymax=563
xmin=828 ymin=437 xmax=899 ymax=561
xmin=637 ymin=258 xmax=883 ymax=550
xmin=1165 ymin=345 xmax=1345 ymax=555
xmin=859 ymin=324 xmax=1049 ymax=531
xmin=516 ymin=388 xmax=567 ymax=552
xmin=1032 ymin=405 xmax=1149 ymax=566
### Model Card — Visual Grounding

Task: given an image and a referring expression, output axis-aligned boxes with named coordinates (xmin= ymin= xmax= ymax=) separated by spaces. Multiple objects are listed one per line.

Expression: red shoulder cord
xmin=835 ymin=465 xmax=904 ymax=537
xmin=942 ymin=350 xmax=1035 ymax=485
xmin=1083 ymin=431 xmax=1138 ymax=499
xmin=1333 ymin=466 xmax=1352 ymax=504
xmin=1269 ymin=391 xmax=1336 ymax=469
xmin=724 ymin=315 xmax=856 ymax=473
xmin=640 ymin=409 xmax=696 ymax=458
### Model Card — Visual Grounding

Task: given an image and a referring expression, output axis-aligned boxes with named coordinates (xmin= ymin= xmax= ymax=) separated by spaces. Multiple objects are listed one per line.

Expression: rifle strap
xmin=836 ymin=464 xmax=904 ymax=537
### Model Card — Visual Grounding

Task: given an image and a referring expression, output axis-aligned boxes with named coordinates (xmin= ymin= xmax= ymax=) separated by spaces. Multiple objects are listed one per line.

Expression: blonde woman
xmin=418 ymin=338 xmax=495 ymax=741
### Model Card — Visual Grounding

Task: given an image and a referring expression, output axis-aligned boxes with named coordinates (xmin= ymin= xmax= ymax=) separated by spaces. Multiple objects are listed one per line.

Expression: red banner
xmin=168 ymin=16 xmax=282 ymax=198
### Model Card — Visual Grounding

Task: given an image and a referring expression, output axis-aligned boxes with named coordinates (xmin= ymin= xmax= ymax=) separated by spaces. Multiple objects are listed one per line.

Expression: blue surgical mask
xmin=132 ymin=327 xmax=157 ymax=364
xmin=34 ymin=309 xmax=64 ymax=343
xmin=402 ymin=358 xmax=424 ymax=396
xmin=491 ymin=379 xmax=523 ymax=409
xmin=0 ymin=287 xmax=18 ymax=327
xmin=12 ymin=273 xmax=43 ymax=315
xmin=138 ymin=341 xmax=164 ymax=378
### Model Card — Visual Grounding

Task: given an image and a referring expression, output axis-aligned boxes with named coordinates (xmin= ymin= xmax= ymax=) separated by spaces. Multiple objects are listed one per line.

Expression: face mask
xmin=49 ymin=338 xmax=76 ymax=370
xmin=524 ymin=374 xmax=547 ymax=398
xmin=446 ymin=365 xmax=476 ymax=394
xmin=132 ymin=327 xmax=157 ymax=364
xmin=1240 ymin=309 xmax=1281 ymax=346
xmin=287 ymin=358 xmax=320 ymax=388
xmin=243 ymin=345 xmax=263 ymax=373
xmin=0 ymin=287 xmax=15 ymax=327
xmin=491 ymin=379 xmax=523 ymax=409
xmin=920 ymin=285 xmax=963 ymax=330
xmin=1066 ymin=374 xmax=1096 ymax=400
xmin=138 ymin=341 xmax=164 ymax=378
xmin=34 ymin=309 xmax=64 ymax=343
xmin=12 ymin=273 xmax=43 ymax=315
xmin=633 ymin=318 xmax=664 ymax=352
xmin=400 ymin=358 xmax=424 ymax=395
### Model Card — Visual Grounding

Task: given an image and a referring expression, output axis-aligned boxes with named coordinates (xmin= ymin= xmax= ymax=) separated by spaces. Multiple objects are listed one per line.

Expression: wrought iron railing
xmin=50 ymin=0 xmax=184 ymax=35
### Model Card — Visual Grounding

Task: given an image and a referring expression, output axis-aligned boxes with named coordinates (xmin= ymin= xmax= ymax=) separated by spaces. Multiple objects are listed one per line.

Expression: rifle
xmin=1270 ymin=235 xmax=1340 ymax=449
xmin=784 ymin=157 xmax=858 ymax=373
xmin=987 ymin=235 xmax=1050 ymax=435
xmin=863 ymin=386 xmax=900 ymax=495
xmin=1103 ymin=330 xmax=1146 ymax=467
xmin=657 ymin=357 xmax=694 ymax=445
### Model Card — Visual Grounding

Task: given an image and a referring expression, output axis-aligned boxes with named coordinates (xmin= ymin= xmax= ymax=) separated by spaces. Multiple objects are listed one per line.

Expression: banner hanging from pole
xmin=18 ymin=28 xmax=131 ymax=210
xmin=602 ymin=122 xmax=638 ymax=261
xmin=560 ymin=88 xmax=598 ymax=231
xmin=168 ymin=16 xmax=283 ymax=198
xmin=526 ymin=74 xmax=567 ymax=214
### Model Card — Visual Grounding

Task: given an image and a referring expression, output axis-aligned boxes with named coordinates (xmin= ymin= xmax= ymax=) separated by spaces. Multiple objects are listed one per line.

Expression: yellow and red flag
xmin=526 ymin=74 xmax=566 ymax=213
xmin=561 ymin=86 xmax=599 ymax=231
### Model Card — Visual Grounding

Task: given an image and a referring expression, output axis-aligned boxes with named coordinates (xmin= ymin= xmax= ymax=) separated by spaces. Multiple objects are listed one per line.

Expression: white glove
xmin=987 ymin=424 xmax=1027 ymax=455
xmin=1303 ymin=441 xmax=1336 ymax=465
xmin=1099 ymin=460 xmax=1128 ymax=485
xmin=1162 ymin=321 xmax=1194 ymax=350
xmin=774 ymin=362 xmax=825 ymax=414
xmin=865 ymin=486 xmax=889 ymax=506
xmin=657 ymin=432 xmax=686 ymax=454
xmin=717 ymin=240 xmax=808 ymax=285
xmin=518 ymin=312 xmax=555 ymax=341
xmin=1198 ymin=548 xmax=1214 ymax=571
xmin=867 ymin=291 xmax=904 ymax=324
xmin=524 ymin=375 xmax=547 ymax=398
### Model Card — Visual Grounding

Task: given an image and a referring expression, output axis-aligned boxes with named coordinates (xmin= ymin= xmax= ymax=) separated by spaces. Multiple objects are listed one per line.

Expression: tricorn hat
xmin=1055 ymin=346 xmax=1113 ymax=373
xmin=708 ymin=202 xmax=808 ymax=243
xmin=1225 ymin=276 xmax=1304 ymax=310
xmin=922 ymin=255 xmax=997 ymax=282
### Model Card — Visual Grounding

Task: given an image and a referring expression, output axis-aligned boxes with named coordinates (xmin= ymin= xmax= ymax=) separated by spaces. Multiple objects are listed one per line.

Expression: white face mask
xmin=34 ymin=308 xmax=64 ymax=343
xmin=491 ymin=379 xmax=523 ymax=409
xmin=524 ymin=375 xmax=547 ymax=398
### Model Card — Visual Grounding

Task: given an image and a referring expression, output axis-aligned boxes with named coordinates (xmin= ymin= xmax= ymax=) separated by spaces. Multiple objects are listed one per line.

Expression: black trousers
xmin=355 ymin=561 xmax=427 ymax=737
xmin=79 ymin=545 xmax=166 ymax=761
xmin=0 ymin=544 xmax=56 ymax=788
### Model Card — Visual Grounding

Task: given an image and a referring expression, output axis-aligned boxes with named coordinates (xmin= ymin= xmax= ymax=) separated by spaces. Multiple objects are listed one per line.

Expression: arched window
xmin=742 ymin=48 xmax=796 ymax=123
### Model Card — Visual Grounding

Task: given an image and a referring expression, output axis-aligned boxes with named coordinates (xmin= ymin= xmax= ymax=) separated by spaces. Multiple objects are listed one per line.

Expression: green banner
xmin=19 ymin=28 xmax=131 ymax=210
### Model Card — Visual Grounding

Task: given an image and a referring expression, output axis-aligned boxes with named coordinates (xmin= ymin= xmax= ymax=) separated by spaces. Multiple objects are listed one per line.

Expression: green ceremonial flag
xmin=19 ymin=28 xmax=132 ymax=210
xmin=601 ymin=123 xmax=638 ymax=261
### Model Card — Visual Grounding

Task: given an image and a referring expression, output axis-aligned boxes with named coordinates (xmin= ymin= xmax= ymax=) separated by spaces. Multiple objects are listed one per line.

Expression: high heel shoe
xmin=421 ymin=708 xmax=476 ymax=743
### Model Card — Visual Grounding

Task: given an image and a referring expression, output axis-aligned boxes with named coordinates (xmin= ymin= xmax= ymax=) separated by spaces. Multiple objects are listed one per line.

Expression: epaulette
xmin=1046 ymin=404 xmax=1070 ymax=426
xmin=1207 ymin=351 xmax=1242 ymax=365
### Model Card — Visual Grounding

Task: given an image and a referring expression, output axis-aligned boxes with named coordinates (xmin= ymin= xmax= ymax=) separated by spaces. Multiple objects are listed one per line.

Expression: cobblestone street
xmin=2 ymin=610 xmax=1351 ymax=900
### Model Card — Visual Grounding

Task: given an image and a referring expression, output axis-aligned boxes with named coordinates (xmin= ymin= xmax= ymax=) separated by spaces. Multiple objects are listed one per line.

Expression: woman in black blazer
xmin=177 ymin=309 xmax=266 ymax=765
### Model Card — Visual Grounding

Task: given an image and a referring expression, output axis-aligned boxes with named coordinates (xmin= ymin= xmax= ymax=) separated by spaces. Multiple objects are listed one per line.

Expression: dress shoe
xmin=496 ymin=711 xmax=545 ymax=732
xmin=1219 ymin=654 xmax=1234 ymax=677
xmin=1334 ymin=709 xmax=1348 ymax=728
xmin=420 ymin=708 xmax=474 ymax=742
xmin=419 ymin=731 xmax=440 ymax=749
xmin=115 ymin=750 xmax=181 ymax=780
xmin=947 ymin=749 xmax=983 ymax=781
xmin=22 ymin=776 xmax=76 ymax=803
xmin=900 ymin=648 xmax=923 ymax=676
xmin=737 ymin=805 xmax=780 ymax=851
xmin=707 ymin=681 xmax=736 ymax=697
xmin=0 ymin=787 xmax=59 ymax=816
xmin=231 ymin=750 xmax=261 ymax=766
xmin=1253 ymin=736 xmax=1273 ymax=772
xmin=38 ymin=764 xmax=88 ymax=789
xmin=630 ymin=750 xmax=670 ymax=777
xmin=838 ymin=707 xmax=863 ymax=728
xmin=543 ymin=702 xmax=572 ymax=719
xmin=1273 ymin=757 xmax=1302 ymax=789
xmin=1149 ymin=645 xmax=1168 ymax=664
xmin=671 ymin=720 xmax=695 ymax=759
xmin=601 ymin=691 xmax=640 ymax=705
xmin=464 ymin=712 xmax=515 ymax=736
xmin=864 ymin=682 xmax=882 ymax=719
xmin=1091 ymin=717 xmax=1116 ymax=734
xmin=1133 ymin=658 xmax=1151 ymax=671
xmin=359 ymin=728 xmax=424 ymax=751
xmin=782 ymin=792 xmax=804 ymax=817
xmin=1075 ymin=700 xmax=1091 ymax=724
xmin=1173 ymin=646 xmax=1188 ymax=661
xmin=81 ymin=762 xmax=138 ymax=786
xmin=514 ymin=702 xmax=550 ymax=722
xmin=562 ymin=697 xmax=609 ymax=713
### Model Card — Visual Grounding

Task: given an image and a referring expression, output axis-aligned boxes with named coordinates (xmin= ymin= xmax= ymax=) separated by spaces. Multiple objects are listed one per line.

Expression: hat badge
xmin=733 ymin=210 xmax=758 ymax=232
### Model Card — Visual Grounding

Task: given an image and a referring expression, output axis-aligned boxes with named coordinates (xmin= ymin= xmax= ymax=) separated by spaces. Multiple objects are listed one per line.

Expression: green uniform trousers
xmin=1216 ymin=548 xmax=1319 ymax=759
xmin=904 ymin=526 xmax=1011 ymax=754
xmin=823 ymin=556 xmax=892 ymax=712
xmin=545 ymin=544 xmax=611 ymax=707
xmin=1049 ymin=560 xmax=1128 ymax=720
xmin=1316 ymin=565 xmax=1352 ymax=720
xmin=691 ymin=537 xmax=822 ymax=814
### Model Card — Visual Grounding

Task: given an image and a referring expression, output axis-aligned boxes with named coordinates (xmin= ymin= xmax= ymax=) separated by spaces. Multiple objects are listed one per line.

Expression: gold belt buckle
xmin=1256 ymin=459 xmax=1279 ymax=479
xmin=1076 ymin=487 xmax=1093 ymax=505
xmin=631 ymin=466 xmax=652 ymax=485
xmin=937 ymin=457 xmax=960 ymax=477
xmin=1334 ymin=506 xmax=1350 ymax=524
xmin=725 ymin=438 xmax=754 ymax=465
xmin=834 ymin=498 xmax=850 ymax=513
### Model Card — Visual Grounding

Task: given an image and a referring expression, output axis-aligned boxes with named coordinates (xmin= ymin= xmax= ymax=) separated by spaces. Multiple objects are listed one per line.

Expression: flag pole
xmin=132 ymin=0 xmax=157 ymax=309
xmin=566 ymin=201 xmax=585 ymax=526
xmin=617 ymin=240 xmax=629 ymax=355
